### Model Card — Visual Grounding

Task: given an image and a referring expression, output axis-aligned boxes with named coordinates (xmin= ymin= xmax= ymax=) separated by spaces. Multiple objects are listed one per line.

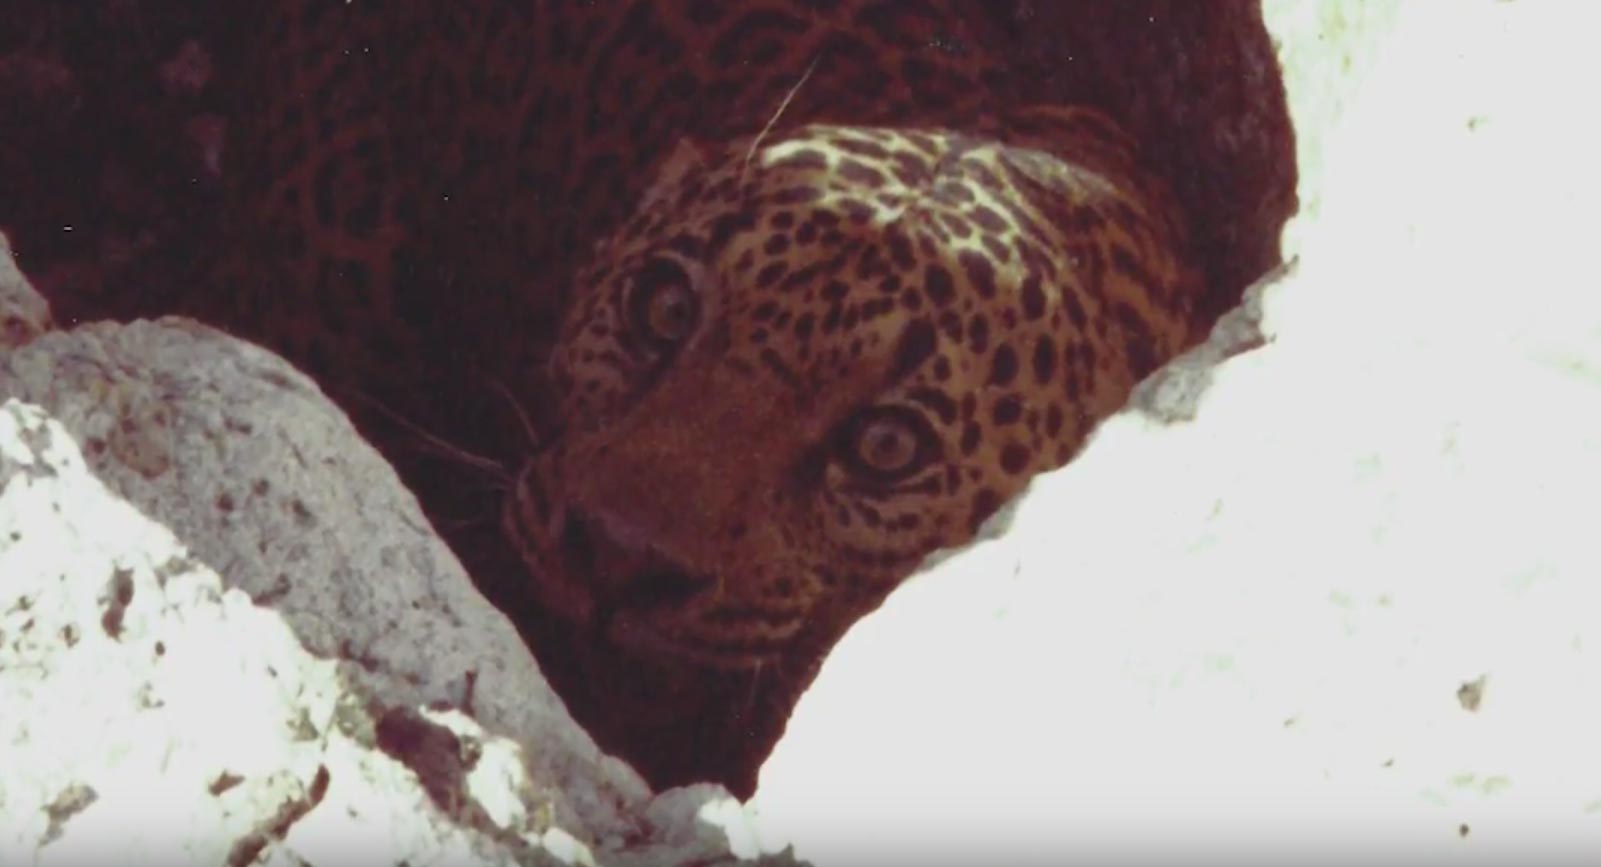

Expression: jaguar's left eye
xmin=836 ymin=405 xmax=939 ymax=482
xmin=627 ymin=257 xmax=699 ymax=348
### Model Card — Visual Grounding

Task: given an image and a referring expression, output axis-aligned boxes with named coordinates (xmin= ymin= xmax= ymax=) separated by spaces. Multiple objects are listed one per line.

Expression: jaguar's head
xmin=506 ymin=114 xmax=1197 ymax=669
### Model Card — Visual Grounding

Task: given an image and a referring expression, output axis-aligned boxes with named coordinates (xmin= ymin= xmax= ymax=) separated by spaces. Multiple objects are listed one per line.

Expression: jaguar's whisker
xmin=742 ymin=54 xmax=820 ymax=182
xmin=344 ymin=388 xmax=511 ymax=481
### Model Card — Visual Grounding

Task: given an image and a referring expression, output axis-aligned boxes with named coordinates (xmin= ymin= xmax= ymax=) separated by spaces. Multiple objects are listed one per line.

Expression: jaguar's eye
xmin=628 ymin=257 xmax=699 ymax=347
xmin=838 ymin=406 xmax=938 ymax=482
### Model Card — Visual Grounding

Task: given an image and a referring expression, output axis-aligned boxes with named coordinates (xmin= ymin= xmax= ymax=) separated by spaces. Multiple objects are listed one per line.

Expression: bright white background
xmin=747 ymin=1 xmax=1601 ymax=863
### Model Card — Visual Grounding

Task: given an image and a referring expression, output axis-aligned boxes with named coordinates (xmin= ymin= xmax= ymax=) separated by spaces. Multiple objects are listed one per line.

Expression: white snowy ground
xmin=746 ymin=2 xmax=1601 ymax=864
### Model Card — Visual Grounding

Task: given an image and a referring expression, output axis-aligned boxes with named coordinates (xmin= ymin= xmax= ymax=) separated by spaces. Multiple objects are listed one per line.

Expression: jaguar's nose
xmin=559 ymin=509 xmax=716 ymax=612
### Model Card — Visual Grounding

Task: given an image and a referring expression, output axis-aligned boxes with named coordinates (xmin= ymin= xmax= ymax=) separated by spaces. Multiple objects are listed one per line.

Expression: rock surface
xmin=0 ymin=400 xmax=573 ymax=865
xmin=752 ymin=1 xmax=1601 ymax=863
xmin=0 ymin=283 xmax=790 ymax=864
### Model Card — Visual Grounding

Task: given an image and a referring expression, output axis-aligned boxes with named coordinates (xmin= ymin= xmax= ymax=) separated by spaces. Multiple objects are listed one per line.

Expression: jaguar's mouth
xmin=534 ymin=502 xmax=730 ymax=649
xmin=508 ymin=465 xmax=783 ymax=668
xmin=562 ymin=514 xmax=796 ymax=669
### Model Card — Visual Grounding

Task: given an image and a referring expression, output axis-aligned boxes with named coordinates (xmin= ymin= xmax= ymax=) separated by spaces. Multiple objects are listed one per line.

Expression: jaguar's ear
xmin=639 ymin=137 xmax=716 ymax=213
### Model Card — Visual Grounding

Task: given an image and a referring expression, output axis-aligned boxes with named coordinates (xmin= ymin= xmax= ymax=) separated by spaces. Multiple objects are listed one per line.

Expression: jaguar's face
xmin=505 ymin=119 xmax=1194 ymax=669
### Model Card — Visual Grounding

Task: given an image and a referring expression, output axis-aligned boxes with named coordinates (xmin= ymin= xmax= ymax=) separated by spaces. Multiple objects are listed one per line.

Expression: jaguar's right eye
xmin=833 ymin=404 xmax=941 ymax=484
xmin=627 ymin=257 xmax=699 ymax=349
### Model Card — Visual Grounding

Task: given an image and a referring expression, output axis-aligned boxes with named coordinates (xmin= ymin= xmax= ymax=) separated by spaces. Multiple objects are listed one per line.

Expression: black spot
xmin=968 ymin=205 xmax=1006 ymax=233
xmin=1020 ymin=275 xmax=1046 ymax=320
xmin=924 ymin=264 xmax=956 ymax=306
xmin=991 ymin=396 xmax=1022 ymax=426
xmin=839 ymin=159 xmax=887 ymax=188
xmin=988 ymin=345 xmax=1018 ymax=386
xmin=960 ymin=423 xmax=981 ymax=456
xmin=888 ymin=319 xmax=937 ymax=382
xmin=1032 ymin=336 xmax=1057 ymax=384
xmin=773 ymin=186 xmax=825 ymax=206
xmin=1000 ymin=443 xmax=1031 ymax=475
xmin=959 ymin=250 xmax=997 ymax=298
xmin=781 ymin=258 xmax=834 ymax=293
xmin=1062 ymin=287 xmax=1088 ymax=329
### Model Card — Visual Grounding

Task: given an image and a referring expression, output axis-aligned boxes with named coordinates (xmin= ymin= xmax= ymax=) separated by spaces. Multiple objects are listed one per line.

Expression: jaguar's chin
xmin=606 ymin=609 xmax=784 ymax=671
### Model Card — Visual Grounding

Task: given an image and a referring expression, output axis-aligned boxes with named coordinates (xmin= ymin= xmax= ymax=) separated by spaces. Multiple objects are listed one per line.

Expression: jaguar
xmin=203 ymin=0 xmax=1211 ymax=793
